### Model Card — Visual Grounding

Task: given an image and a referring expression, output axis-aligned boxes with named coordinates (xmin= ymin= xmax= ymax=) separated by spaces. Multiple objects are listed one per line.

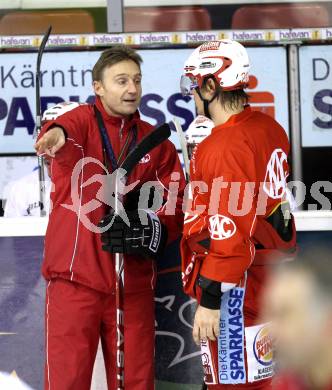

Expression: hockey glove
xmin=99 ymin=209 xmax=168 ymax=259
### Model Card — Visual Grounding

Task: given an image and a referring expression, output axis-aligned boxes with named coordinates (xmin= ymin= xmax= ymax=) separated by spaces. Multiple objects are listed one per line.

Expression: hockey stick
xmin=173 ymin=120 xmax=207 ymax=388
xmin=35 ymin=26 xmax=52 ymax=217
xmin=114 ymin=123 xmax=171 ymax=389
xmin=173 ymin=117 xmax=190 ymax=182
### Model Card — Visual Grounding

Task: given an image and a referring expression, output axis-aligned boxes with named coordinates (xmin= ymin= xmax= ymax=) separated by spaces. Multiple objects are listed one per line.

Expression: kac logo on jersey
xmin=263 ymin=148 xmax=288 ymax=199
xmin=139 ymin=154 xmax=151 ymax=164
xmin=209 ymin=215 xmax=236 ymax=240
xmin=253 ymin=325 xmax=273 ymax=366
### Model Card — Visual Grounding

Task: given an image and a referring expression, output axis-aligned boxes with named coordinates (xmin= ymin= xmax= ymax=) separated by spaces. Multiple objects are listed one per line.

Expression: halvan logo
xmin=209 ymin=215 xmax=236 ymax=240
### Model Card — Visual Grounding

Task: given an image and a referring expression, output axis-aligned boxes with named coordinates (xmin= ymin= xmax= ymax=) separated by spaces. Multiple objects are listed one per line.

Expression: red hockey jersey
xmin=273 ymin=374 xmax=332 ymax=390
xmin=38 ymin=97 xmax=185 ymax=293
xmin=181 ymin=106 xmax=296 ymax=300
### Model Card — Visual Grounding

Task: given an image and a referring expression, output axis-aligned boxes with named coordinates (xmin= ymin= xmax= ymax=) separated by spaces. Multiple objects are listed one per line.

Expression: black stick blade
xmin=121 ymin=123 xmax=171 ymax=175
xmin=35 ymin=25 xmax=52 ymax=123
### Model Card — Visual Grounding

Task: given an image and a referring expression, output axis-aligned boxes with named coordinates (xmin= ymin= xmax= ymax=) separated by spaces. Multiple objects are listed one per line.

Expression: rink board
xmin=0 ymin=212 xmax=331 ymax=389
xmin=0 ymin=46 xmax=289 ymax=155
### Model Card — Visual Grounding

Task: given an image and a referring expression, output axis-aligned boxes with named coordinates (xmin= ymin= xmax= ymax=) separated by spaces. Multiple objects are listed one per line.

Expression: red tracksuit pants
xmin=44 ymin=278 xmax=155 ymax=390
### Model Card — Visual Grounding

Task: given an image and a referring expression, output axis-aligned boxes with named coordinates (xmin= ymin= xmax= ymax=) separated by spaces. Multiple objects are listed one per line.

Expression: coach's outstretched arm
xmin=34 ymin=105 xmax=87 ymax=167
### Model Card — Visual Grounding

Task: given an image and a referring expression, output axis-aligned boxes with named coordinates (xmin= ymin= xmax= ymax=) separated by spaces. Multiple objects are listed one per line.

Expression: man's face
xmin=94 ymin=60 xmax=142 ymax=117
xmin=192 ymin=79 xmax=216 ymax=117
xmin=192 ymin=89 xmax=205 ymax=116
xmin=263 ymin=270 xmax=330 ymax=372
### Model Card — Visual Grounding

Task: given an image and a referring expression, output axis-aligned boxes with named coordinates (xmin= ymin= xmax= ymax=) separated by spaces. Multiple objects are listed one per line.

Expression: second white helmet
xmin=186 ymin=115 xmax=214 ymax=158
xmin=42 ymin=102 xmax=81 ymax=123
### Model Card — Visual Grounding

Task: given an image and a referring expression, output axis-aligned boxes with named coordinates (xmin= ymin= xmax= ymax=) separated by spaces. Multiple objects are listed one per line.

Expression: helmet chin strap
xmin=195 ymin=87 xmax=218 ymax=120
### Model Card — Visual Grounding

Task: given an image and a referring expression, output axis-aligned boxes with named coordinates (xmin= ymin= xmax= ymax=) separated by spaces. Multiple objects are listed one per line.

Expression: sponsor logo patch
xmin=218 ymin=286 xmax=246 ymax=384
xmin=199 ymin=41 xmax=221 ymax=52
xmin=199 ymin=61 xmax=217 ymax=69
xmin=245 ymin=323 xmax=274 ymax=383
xmin=149 ymin=218 xmax=161 ymax=253
xmin=254 ymin=325 xmax=273 ymax=366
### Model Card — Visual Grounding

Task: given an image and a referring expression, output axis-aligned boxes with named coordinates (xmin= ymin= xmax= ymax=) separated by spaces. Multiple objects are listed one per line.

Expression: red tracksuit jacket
xmin=181 ymin=106 xmax=296 ymax=303
xmin=39 ymin=97 xmax=185 ymax=294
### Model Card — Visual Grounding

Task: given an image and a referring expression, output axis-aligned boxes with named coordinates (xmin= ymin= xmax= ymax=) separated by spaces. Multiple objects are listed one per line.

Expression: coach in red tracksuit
xmin=35 ymin=46 xmax=185 ymax=390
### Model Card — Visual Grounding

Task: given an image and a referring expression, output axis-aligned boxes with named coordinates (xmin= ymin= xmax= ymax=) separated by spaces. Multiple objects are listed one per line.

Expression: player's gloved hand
xmin=99 ymin=209 xmax=168 ymax=259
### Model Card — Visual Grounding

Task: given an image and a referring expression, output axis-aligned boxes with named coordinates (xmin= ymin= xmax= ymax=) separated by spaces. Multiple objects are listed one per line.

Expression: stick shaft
xmin=115 ymin=252 xmax=125 ymax=389
xmin=35 ymin=26 xmax=52 ymax=217
xmin=115 ymin=172 xmax=125 ymax=389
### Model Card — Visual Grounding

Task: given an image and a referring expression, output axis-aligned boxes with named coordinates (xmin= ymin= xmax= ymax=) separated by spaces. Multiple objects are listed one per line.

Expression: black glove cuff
xmin=198 ymin=275 xmax=222 ymax=309
xmin=200 ymin=289 xmax=222 ymax=309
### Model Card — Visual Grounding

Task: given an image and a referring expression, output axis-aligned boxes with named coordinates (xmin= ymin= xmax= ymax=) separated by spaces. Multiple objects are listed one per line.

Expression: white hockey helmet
xmin=42 ymin=102 xmax=80 ymax=122
xmin=186 ymin=115 xmax=214 ymax=158
xmin=180 ymin=39 xmax=250 ymax=96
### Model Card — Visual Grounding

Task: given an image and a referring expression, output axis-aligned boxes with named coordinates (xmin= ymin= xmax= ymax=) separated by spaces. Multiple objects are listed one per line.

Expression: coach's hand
xmin=193 ymin=305 xmax=220 ymax=345
xmin=35 ymin=127 xmax=66 ymax=157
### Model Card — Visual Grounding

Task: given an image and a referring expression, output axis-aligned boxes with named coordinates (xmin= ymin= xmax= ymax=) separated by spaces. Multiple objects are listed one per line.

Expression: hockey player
xmin=4 ymin=102 xmax=79 ymax=217
xmin=3 ymin=163 xmax=51 ymax=217
xmin=180 ymin=40 xmax=297 ymax=389
xmin=34 ymin=46 xmax=185 ymax=390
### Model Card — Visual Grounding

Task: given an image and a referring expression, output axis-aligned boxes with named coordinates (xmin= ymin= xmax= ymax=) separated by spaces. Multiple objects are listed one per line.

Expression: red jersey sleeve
xmin=184 ymin=137 xmax=257 ymax=290
xmin=200 ymin=138 xmax=257 ymax=287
